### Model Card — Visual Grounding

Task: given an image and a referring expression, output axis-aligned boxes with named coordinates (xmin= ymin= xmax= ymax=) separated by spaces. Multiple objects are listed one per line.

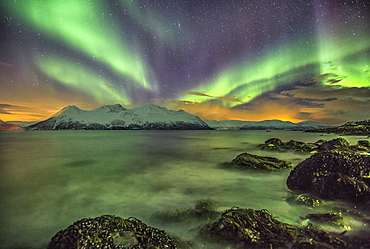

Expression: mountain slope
xmin=28 ymin=104 xmax=211 ymax=130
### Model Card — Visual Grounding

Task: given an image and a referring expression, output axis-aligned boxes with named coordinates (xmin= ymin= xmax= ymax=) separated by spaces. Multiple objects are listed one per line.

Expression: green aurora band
xmin=4 ymin=1 xmax=369 ymax=109
xmin=35 ymin=55 xmax=129 ymax=104
xmin=180 ymin=34 xmax=369 ymax=107
xmin=7 ymin=0 xmax=150 ymax=92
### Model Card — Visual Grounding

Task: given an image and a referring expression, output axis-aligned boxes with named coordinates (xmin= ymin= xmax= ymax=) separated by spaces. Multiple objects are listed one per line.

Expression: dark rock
xmin=259 ymin=138 xmax=319 ymax=152
xmin=260 ymin=136 xmax=370 ymax=153
xmin=285 ymin=194 xmax=322 ymax=207
xmin=200 ymin=208 xmax=346 ymax=248
xmin=358 ymin=140 xmax=370 ymax=148
xmin=318 ymin=137 xmax=350 ymax=151
xmin=265 ymin=138 xmax=284 ymax=146
xmin=287 ymin=151 xmax=370 ymax=203
xmin=231 ymin=153 xmax=293 ymax=170
xmin=314 ymin=139 xmax=327 ymax=146
xmin=47 ymin=215 xmax=179 ymax=248
xmin=353 ymin=140 xmax=370 ymax=151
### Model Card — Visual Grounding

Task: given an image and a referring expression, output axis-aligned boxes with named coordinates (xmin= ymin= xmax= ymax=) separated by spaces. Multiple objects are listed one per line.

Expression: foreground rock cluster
xmin=200 ymin=208 xmax=347 ymax=249
xmin=287 ymin=151 xmax=370 ymax=203
xmin=47 ymin=136 xmax=370 ymax=248
xmin=259 ymin=137 xmax=370 ymax=153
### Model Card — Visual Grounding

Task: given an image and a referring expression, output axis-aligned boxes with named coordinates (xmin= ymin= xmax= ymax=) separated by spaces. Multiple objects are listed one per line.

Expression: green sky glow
xmin=180 ymin=32 xmax=369 ymax=107
xmin=8 ymin=0 xmax=150 ymax=89
xmin=36 ymin=55 xmax=129 ymax=104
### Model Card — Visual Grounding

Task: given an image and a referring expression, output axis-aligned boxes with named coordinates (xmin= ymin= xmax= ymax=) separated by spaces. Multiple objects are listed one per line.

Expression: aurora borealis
xmin=0 ymin=0 xmax=369 ymax=124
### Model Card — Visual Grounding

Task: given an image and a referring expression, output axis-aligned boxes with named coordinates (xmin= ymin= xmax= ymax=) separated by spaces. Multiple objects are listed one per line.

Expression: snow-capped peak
xmin=28 ymin=104 xmax=211 ymax=130
xmin=92 ymin=104 xmax=126 ymax=113
xmin=50 ymin=105 xmax=83 ymax=118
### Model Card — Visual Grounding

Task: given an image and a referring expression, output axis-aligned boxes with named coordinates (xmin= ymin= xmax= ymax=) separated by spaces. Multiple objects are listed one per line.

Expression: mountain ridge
xmin=204 ymin=119 xmax=329 ymax=130
xmin=28 ymin=104 xmax=212 ymax=130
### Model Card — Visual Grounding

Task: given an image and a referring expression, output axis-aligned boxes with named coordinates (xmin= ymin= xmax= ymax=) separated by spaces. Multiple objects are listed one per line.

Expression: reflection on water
xmin=0 ymin=130 xmax=368 ymax=248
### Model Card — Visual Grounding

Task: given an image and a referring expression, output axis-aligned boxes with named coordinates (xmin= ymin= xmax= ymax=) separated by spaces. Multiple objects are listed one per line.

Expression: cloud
xmin=181 ymin=79 xmax=370 ymax=125
xmin=0 ymin=104 xmax=22 ymax=114
xmin=263 ymin=83 xmax=370 ymax=125
xmin=184 ymin=91 xmax=242 ymax=103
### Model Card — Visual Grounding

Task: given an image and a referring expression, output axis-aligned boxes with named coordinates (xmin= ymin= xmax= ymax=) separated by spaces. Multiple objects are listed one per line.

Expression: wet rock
xmin=231 ymin=153 xmax=293 ymax=170
xmin=260 ymin=137 xmax=370 ymax=153
xmin=352 ymin=140 xmax=370 ymax=152
xmin=261 ymin=138 xmax=284 ymax=149
xmin=303 ymin=213 xmax=344 ymax=228
xmin=200 ymin=208 xmax=346 ymax=248
xmin=285 ymin=194 xmax=323 ymax=207
xmin=318 ymin=138 xmax=350 ymax=151
xmin=286 ymin=151 xmax=370 ymax=203
xmin=259 ymin=138 xmax=318 ymax=152
xmin=358 ymin=140 xmax=370 ymax=148
xmin=47 ymin=215 xmax=179 ymax=249
xmin=152 ymin=199 xmax=220 ymax=224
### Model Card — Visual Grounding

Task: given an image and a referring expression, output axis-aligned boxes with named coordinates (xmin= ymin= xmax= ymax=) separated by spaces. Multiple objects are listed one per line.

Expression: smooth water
xmin=0 ymin=130 xmax=368 ymax=248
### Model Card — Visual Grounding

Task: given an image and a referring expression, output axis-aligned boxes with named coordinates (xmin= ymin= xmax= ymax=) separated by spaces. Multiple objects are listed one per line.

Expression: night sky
xmin=0 ymin=0 xmax=369 ymax=125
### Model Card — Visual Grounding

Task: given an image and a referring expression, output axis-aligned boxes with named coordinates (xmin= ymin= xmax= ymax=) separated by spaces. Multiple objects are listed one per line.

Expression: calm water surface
xmin=0 ymin=130 xmax=368 ymax=248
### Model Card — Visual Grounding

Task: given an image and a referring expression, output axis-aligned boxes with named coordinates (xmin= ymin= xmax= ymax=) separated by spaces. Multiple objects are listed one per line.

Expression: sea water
xmin=0 ymin=130 xmax=368 ymax=248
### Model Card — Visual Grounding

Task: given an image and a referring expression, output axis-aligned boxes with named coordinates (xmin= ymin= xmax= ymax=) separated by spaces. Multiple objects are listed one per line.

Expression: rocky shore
xmin=46 ymin=136 xmax=370 ymax=249
xmin=306 ymin=119 xmax=370 ymax=136
xmin=259 ymin=137 xmax=370 ymax=153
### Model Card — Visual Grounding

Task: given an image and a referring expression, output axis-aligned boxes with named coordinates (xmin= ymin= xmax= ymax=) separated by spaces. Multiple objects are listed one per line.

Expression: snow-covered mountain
xmin=205 ymin=119 xmax=329 ymax=130
xmin=27 ymin=104 xmax=212 ymax=130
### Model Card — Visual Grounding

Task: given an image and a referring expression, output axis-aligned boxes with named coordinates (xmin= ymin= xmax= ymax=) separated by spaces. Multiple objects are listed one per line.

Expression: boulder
xmin=231 ymin=153 xmax=293 ymax=170
xmin=286 ymin=151 xmax=370 ymax=203
xmin=47 ymin=215 xmax=179 ymax=248
xmin=259 ymin=138 xmax=318 ymax=152
xmin=358 ymin=140 xmax=370 ymax=148
xmin=318 ymin=138 xmax=350 ymax=151
xmin=285 ymin=194 xmax=323 ymax=207
xmin=200 ymin=208 xmax=346 ymax=248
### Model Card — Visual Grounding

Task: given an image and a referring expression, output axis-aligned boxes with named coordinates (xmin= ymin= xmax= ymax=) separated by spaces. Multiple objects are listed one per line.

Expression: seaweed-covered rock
xmin=285 ymin=194 xmax=323 ymax=207
xmin=259 ymin=138 xmax=318 ymax=152
xmin=358 ymin=140 xmax=370 ymax=148
xmin=47 ymin=215 xmax=179 ymax=249
xmin=200 ymin=208 xmax=346 ymax=248
xmin=231 ymin=153 xmax=293 ymax=170
xmin=261 ymin=138 xmax=284 ymax=150
xmin=286 ymin=151 xmax=370 ymax=203
xmin=259 ymin=137 xmax=370 ymax=153
xmin=318 ymin=138 xmax=350 ymax=151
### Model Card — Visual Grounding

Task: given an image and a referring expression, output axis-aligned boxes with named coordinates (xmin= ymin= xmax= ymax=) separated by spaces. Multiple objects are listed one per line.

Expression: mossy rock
xmin=200 ymin=208 xmax=346 ymax=248
xmin=287 ymin=151 xmax=370 ymax=203
xmin=285 ymin=194 xmax=323 ymax=207
xmin=47 ymin=215 xmax=179 ymax=248
xmin=231 ymin=153 xmax=293 ymax=170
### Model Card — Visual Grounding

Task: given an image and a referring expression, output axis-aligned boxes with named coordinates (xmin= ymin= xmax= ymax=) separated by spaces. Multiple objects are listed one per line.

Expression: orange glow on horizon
xmin=170 ymin=101 xmax=306 ymax=123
